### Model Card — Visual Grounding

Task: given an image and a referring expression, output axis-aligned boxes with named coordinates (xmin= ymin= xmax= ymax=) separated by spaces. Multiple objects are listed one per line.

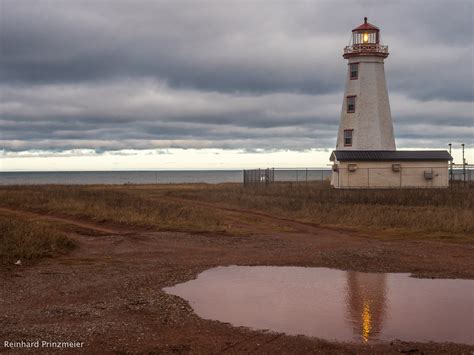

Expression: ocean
xmin=0 ymin=169 xmax=332 ymax=185
xmin=0 ymin=170 xmax=243 ymax=185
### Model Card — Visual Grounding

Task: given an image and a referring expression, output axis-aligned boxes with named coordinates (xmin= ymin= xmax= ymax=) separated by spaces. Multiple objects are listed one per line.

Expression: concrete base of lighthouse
xmin=330 ymin=150 xmax=452 ymax=189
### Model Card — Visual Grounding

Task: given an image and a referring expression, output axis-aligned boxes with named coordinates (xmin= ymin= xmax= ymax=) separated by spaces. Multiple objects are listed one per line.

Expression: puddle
xmin=164 ymin=266 xmax=474 ymax=344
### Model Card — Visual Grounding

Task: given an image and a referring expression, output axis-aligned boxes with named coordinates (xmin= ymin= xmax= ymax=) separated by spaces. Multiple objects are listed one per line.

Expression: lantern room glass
xmin=352 ymin=31 xmax=378 ymax=45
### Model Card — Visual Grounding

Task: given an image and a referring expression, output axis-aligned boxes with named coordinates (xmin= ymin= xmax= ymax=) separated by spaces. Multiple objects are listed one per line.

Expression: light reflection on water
xmin=345 ymin=272 xmax=387 ymax=343
xmin=164 ymin=266 xmax=474 ymax=344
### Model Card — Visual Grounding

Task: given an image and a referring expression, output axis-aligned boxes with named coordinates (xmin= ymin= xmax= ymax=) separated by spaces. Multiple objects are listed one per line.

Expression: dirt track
xmin=1 ymin=202 xmax=473 ymax=354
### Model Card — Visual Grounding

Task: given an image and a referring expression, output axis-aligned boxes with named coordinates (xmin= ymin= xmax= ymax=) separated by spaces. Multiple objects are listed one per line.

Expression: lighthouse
xmin=330 ymin=18 xmax=452 ymax=189
xmin=336 ymin=17 xmax=395 ymax=151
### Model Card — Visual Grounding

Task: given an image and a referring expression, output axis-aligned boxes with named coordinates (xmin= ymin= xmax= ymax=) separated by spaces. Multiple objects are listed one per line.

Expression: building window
xmin=350 ymin=63 xmax=358 ymax=80
xmin=344 ymin=129 xmax=353 ymax=146
xmin=347 ymin=96 xmax=356 ymax=113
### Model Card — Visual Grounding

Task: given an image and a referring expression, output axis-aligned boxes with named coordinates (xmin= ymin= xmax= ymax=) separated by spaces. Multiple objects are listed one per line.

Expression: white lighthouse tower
xmin=336 ymin=17 xmax=396 ymax=151
xmin=330 ymin=18 xmax=452 ymax=189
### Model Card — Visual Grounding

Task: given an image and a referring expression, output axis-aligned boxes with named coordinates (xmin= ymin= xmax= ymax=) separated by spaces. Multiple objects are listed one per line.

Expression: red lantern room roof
xmin=352 ymin=17 xmax=379 ymax=32
xmin=343 ymin=17 xmax=388 ymax=59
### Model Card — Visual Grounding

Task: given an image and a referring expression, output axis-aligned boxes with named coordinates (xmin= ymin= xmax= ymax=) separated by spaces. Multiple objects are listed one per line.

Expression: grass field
xmin=0 ymin=185 xmax=225 ymax=232
xmin=0 ymin=215 xmax=76 ymax=263
xmin=160 ymin=182 xmax=474 ymax=237
xmin=0 ymin=182 xmax=472 ymax=262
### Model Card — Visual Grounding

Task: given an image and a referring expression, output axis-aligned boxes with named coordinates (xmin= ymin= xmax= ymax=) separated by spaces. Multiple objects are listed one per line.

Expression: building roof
xmin=352 ymin=17 xmax=380 ymax=32
xmin=330 ymin=150 xmax=453 ymax=162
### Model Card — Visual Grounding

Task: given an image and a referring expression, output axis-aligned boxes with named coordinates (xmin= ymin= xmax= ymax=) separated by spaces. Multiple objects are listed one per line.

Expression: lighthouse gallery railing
xmin=344 ymin=44 xmax=388 ymax=56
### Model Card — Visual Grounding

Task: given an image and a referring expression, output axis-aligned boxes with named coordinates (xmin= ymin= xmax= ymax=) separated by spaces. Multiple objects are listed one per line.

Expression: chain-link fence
xmin=244 ymin=166 xmax=472 ymax=188
xmin=450 ymin=165 xmax=473 ymax=182
xmin=332 ymin=166 xmax=449 ymax=189
xmin=243 ymin=168 xmax=331 ymax=186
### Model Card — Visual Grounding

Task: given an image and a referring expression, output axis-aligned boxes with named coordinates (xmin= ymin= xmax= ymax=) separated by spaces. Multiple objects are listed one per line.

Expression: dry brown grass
xmin=0 ymin=215 xmax=76 ymax=263
xmin=160 ymin=182 xmax=474 ymax=238
xmin=0 ymin=185 xmax=224 ymax=233
xmin=0 ymin=182 xmax=472 ymax=244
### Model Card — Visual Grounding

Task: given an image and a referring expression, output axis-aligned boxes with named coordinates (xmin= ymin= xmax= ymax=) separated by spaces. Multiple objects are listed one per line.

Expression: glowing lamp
xmin=363 ymin=33 xmax=369 ymax=43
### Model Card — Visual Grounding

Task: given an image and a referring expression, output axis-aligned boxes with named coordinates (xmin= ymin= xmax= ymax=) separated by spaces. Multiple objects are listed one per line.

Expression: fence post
xmin=400 ymin=166 xmax=402 ymax=187
xmin=367 ymin=168 xmax=370 ymax=189
xmin=448 ymin=143 xmax=453 ymax=184
xmin=462 ymin=143 xmax=466 ymax=186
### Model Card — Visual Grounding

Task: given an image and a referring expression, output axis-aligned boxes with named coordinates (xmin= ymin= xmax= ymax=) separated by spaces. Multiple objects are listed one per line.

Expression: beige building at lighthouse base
xmin=330 ymin=150 xmax=452 ymax=189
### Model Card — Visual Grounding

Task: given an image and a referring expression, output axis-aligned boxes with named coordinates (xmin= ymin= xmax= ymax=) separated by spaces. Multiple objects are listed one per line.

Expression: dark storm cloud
xmin=0 ymin=0 xmax=473 ymax=156
xmin=0 ymin=84 xmax=339 ymax=151
xmin=2 ymin=1 xmax=472 ymax=98
xmin=0 ymin=1 xmax=344 ymax=94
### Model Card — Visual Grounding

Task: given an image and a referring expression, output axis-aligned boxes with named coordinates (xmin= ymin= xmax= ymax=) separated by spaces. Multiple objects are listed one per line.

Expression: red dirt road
xmin=1 ymin=204 xmax=473 ymax=354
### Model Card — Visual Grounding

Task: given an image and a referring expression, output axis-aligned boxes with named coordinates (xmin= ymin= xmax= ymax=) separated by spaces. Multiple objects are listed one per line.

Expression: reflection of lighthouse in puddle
xmin=345 ymin=272 xmax=388 ymax=342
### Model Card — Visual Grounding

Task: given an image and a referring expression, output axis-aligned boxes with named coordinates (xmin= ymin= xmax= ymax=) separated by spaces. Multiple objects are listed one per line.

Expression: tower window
xmin=344 ymin=129 xmax=353 ymax=146
xmin=347 ymin=96 xmax=356 ymax=113
xmin=350 ymin=63 xmax=358 ymax=80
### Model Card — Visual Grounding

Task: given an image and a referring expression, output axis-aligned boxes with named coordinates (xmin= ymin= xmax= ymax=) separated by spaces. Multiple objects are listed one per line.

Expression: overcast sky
xmin=1 ymin=0 xmax=472 ymax=170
